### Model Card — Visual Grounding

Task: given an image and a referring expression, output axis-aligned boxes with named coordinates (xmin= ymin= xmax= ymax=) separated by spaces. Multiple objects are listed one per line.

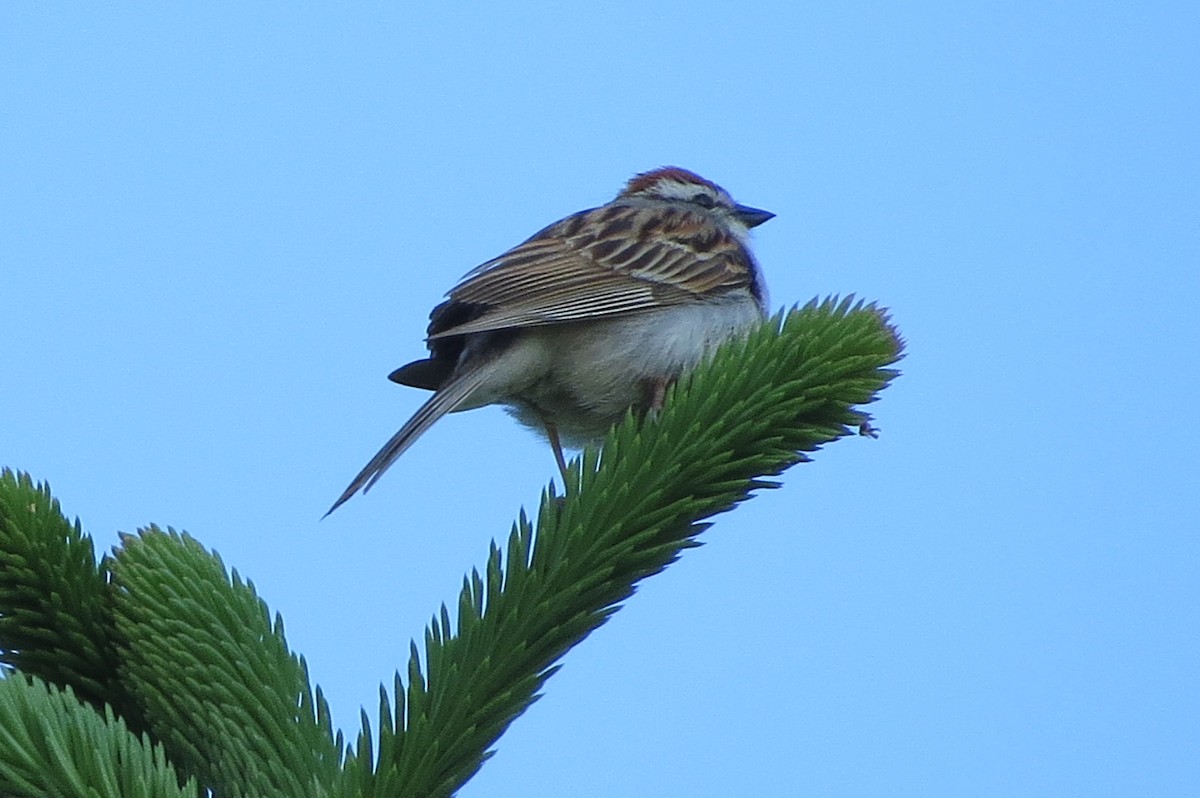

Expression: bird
xmin=326 ymin=166 xmax=773 ymax=515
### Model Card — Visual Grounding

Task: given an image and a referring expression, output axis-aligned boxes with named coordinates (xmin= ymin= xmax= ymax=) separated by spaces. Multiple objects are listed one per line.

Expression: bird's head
xmin=618 ymin=166 xmax=774 ymax=234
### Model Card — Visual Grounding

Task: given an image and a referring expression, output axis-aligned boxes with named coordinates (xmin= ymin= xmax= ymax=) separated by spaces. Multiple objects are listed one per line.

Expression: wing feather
xmin=429 ymin=204 xmax=756 ymax=339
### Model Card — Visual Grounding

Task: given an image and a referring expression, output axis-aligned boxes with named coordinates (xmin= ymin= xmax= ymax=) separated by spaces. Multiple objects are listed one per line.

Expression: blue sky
xmin=4 ymin=4 xmax=1197 ymax=795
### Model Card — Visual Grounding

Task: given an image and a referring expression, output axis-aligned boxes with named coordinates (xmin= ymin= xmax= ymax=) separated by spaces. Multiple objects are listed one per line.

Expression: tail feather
xmin=325 ymin=366 xmax=493 ymax=516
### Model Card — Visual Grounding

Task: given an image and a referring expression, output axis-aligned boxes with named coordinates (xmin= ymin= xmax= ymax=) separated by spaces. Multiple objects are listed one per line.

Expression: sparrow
xmin=327 ymin=166 xmax=773 ymax=514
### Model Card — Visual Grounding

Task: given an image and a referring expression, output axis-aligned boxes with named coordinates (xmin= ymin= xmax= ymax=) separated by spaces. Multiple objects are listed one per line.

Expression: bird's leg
xmin=650 ymin=378 xmax=668 ymax=411
xmin=542 ymin=417 xmax=570 ymax=485
xmin=645 ymin=376 xmax=672 ymax=412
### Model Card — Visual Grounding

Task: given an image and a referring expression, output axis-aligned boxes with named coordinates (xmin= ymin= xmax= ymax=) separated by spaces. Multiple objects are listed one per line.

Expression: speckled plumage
xmin=327 ymin=167 xmax=773 ymax=514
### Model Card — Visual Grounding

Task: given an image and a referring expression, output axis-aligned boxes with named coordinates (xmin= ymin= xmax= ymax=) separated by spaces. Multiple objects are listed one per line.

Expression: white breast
xmin=489 ymin=293 xmax=764 ymax=445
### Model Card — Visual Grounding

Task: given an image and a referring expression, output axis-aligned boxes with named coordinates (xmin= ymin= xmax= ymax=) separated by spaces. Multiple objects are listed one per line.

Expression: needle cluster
xmin=0 ymin=297 xmax=902 ymax=797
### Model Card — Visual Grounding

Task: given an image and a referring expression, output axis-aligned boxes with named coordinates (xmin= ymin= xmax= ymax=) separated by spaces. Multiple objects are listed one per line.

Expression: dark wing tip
xmin=389 ymin=358 xmax=451 ymax=390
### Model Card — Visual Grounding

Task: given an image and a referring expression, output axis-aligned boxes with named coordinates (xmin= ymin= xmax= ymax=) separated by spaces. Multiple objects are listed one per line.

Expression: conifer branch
xmin=0 ymin=297 xmax=903 ymax=797
xmin=361 ymin=298 xmax=904 ymax=797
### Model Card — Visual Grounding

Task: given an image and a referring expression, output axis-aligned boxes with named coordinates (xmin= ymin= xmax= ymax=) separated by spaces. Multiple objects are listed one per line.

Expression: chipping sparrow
xmin=327 ymin=167 xmax=773 ymax=514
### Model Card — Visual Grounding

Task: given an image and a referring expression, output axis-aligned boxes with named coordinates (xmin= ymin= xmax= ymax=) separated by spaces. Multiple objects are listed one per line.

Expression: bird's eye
xmin=691 ymin=193 xmax=716 ymax=209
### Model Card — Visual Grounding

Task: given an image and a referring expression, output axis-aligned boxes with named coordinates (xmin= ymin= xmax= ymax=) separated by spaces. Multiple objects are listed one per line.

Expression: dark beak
xmin=734 ymin=204 xmax=775 ymax=228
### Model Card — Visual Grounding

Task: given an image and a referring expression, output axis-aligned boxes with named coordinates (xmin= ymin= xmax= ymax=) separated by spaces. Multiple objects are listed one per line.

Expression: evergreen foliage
xmin=0 ymin=298 xmax=902 ymax=796
xmin=0 ymin=677 xmax=194 ymax=798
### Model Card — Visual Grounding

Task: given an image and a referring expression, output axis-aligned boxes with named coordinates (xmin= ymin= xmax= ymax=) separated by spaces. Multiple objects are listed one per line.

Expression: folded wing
xmin=428 ymin=203 xmax=756 ymax=339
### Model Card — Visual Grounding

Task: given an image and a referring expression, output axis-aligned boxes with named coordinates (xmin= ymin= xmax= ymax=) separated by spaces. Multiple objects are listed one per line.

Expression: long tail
xmin=324 ymin=365 xmax=493 ymax=516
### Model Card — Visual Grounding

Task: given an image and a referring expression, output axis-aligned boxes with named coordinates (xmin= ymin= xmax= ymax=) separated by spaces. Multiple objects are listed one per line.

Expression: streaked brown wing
xmin=428 ymin=203 xmax=754 ymax=339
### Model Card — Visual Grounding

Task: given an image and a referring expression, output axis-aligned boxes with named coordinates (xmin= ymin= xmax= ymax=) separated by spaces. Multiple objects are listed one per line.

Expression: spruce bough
xmin=0 ymin=297 xmax=903 ymax=797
